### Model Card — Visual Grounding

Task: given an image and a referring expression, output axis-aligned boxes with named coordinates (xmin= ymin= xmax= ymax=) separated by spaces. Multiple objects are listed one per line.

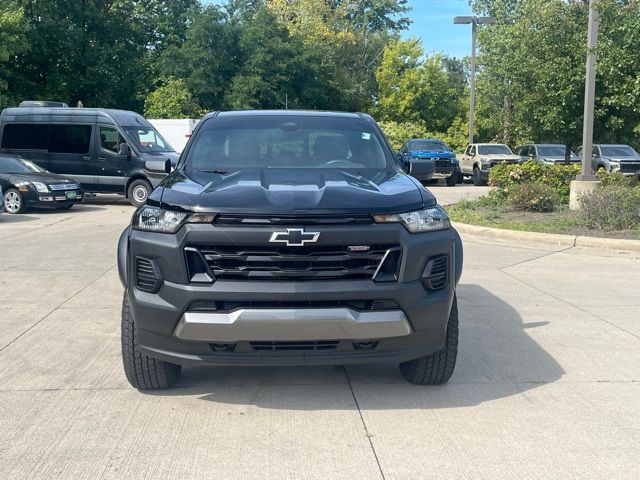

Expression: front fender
xmin=452 ymin=227 xmax=463 ymax=286
xmin=118 ymin=226 xmax=131 ymax=287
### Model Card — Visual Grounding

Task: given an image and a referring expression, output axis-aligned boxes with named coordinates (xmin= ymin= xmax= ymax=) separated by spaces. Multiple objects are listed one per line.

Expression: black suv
xmin=118 ymin=111 xmax=463 ymax=389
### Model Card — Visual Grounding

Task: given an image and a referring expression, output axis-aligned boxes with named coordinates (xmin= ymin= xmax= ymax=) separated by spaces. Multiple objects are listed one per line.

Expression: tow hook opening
xmin=353 ymin=341 xmax=379 ymax=351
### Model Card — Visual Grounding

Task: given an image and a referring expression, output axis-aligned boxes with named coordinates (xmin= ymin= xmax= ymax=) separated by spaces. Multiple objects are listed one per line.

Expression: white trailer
xmin=148 ymin=118 xmax=199 ymax=153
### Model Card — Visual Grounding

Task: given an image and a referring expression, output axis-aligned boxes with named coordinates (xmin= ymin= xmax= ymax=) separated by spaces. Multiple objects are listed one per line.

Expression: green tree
xmin=144 ymin=77 xmax=204 ymax=118
xmin=376 ymin=39 xmax=458 ymax=130
xmin=157 ymin=4 xmax=241 ymax=111
xmin=474 ymin=0 xmax=588 ymax=154
xmin=0 ymin=2 xmax=28 ymax=109
xmin=225 ymin=5 xmax=327 ymax=109
xmin=6 ymin=0 xmax=148 ymax=110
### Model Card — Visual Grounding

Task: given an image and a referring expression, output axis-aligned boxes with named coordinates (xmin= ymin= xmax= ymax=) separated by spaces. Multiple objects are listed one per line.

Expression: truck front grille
xmin=619 ymin=162 xmax=640 ymax=173
xmin=435 ymin=159 xmax=453 ymax=172
xmin=194 ymin=244 xmax=397 ymax=281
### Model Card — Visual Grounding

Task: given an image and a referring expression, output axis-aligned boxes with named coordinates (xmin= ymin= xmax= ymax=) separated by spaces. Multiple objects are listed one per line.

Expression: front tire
xmin=399 ymin=295 xmax=459 ymax=385
xmin=127 ymin=179 xmax=152 ymax=207
xmin=472 ymin=166 xmax=486 ymax=186
xmin=121 ymin=294 xmax=181 ymax=390
xmin=446 ymin=174 xmax=457 ymax=187
xmin=4 ymin=189 xmax=25 ymax=214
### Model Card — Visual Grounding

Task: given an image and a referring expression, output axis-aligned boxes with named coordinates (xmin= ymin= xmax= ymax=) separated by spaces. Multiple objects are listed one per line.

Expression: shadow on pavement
xmin=151 ymin=284 xmax=564 ymax=409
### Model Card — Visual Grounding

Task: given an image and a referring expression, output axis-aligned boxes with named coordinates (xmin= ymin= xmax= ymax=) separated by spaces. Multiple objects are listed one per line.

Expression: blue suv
xmin=401 ymin=139 xmax=460 ymax=187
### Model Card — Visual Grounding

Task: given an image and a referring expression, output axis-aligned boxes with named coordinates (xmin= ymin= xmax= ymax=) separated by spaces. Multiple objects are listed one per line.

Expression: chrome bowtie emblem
xmin=269 ymin=228 xmax=320 ymax=247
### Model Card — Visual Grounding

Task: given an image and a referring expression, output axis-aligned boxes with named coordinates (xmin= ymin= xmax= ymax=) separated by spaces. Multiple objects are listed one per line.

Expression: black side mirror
xmin=145 ymin=159 xmax=172 ymax=174
xmin=118 ymin=143 xmax=131 ymax=157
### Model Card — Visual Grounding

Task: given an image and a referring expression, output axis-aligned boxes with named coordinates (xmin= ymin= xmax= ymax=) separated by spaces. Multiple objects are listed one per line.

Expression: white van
xmin=148 ymin=119 xmax=199 ymax=153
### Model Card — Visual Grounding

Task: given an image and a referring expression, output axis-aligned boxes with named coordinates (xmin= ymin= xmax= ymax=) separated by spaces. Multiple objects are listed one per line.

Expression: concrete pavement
xmin=0 ymin=193 xmax=639 ymax=479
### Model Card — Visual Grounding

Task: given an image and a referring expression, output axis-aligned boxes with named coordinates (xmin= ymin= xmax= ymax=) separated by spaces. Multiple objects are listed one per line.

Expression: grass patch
xmin=446 ymin=198 xmax=640 ymax=240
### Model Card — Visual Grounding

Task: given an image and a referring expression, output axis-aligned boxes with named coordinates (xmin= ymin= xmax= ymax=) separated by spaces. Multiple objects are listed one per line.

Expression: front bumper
xmin=23 ymin=189 xmax=84 ymax=207
xmin=119 ymin=222 xmax=463 ymax=366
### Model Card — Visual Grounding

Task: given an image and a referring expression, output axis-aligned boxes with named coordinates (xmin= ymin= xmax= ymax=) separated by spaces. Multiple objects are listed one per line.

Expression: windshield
xmin=409 ymin=140 xmax=448 ymax=152
xmin=0 ymin=156 xmax=44 ymax=174
xmin=600 ymin=145 xmax=638 ymax=157
xmin=122 ymin=126 xmax=174 ymax=153
xmin=185 ymin=115 xmax=392 ymax=172
xmin=538 ymin=145 xmax=571 ymax=156
xmin=478 ymin=145 xmax=513 ymax=155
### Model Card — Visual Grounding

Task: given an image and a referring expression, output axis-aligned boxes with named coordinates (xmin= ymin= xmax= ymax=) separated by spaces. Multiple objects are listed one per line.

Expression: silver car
xmin=516 ymin=144 xmax=581 ymax=165
xmin=576 ymin=144 xmax=640 ymax=175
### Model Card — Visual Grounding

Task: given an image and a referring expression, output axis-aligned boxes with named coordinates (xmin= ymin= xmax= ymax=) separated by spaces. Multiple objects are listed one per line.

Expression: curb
xmin=452 ymin=222 xmax=640 ymax=252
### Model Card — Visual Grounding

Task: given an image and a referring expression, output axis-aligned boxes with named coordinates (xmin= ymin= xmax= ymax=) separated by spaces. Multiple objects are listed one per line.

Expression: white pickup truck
xmin=458 ymin=143 xmax=522 ymax=186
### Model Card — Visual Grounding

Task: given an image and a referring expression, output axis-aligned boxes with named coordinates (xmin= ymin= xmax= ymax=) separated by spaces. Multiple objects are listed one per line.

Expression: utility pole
xmin=454 ymin=16 xmax=497 ymax=145
xmin=580 ymin=0 xmax=599 ymax=180
xmin=570 ymin=0 xmax=601 ymax=209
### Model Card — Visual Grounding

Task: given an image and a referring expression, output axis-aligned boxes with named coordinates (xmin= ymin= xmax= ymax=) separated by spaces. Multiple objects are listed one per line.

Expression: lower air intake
xmin=250 ymin=341 xmax=339 ymax=352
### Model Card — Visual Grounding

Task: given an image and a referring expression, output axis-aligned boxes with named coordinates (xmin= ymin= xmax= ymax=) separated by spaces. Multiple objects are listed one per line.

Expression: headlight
xmin=32 ymin=182 xmax=49 ymax=193
xmin=374 ymin=206 xmax=450 ymax=233
xmin=609 ymin=162 xmax=620 ymax=171
xmin=132 ymin=206 xmax=215 ymax=233
xmin=133 ymin=206 xmax=189 ymax=233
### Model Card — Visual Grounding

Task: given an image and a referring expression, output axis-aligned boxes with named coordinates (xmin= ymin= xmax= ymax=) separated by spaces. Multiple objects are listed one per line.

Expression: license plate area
xmin=65 ymin=191 xmax=77 ymax=200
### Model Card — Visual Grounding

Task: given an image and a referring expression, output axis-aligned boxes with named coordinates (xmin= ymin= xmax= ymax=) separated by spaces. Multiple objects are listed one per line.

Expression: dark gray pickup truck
xmin=118 ymin=110 xmax=463 ymax=389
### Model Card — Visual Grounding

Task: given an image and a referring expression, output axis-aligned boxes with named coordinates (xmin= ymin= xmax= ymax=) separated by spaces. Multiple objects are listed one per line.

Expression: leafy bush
xmin=489 ymin=161 xmax=581 ymax=202
xmin=579 ymin=185 xmax=640 ymax=231
xmin=507 ymin=182 xmax=557 ymax=212
xmin=596 ymin=171 xmax=640 ymax=188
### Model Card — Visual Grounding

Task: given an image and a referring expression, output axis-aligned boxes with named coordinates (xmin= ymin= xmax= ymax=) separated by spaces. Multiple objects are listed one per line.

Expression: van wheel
xmin=399 ymin=295 xmax=458 ymax=385
xmin=472 ymin=166 xmax=486 ymax=186
xmin=4 ymin=189 xmax=25 ymax=214
xmin=121 ymin=293 xmax=182 ymax=390
xmin=127 ymin=179 xmax=152 ymax=207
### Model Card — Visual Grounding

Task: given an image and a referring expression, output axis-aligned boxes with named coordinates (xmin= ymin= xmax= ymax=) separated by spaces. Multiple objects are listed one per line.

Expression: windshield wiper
xmin=199 ymin=169 xmax=229 ymax=175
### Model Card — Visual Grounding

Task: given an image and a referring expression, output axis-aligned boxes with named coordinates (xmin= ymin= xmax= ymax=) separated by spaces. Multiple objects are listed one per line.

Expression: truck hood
xmin=156 ymin=169 xmax=433 ymax=215
xmin=479 ymin=154 xmax=521 ymax=161
xmin=409 ymin=151 xmax=455 ymax=159
xmin=540 ymin=156 xmax=581 ymax=163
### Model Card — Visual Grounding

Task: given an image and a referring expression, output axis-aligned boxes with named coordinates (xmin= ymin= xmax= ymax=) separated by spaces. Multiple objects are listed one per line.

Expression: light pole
xmin=569 ymin=0 xmax=600 ymax=209
xmin=454 ymin=15 xmax=497 ymax=145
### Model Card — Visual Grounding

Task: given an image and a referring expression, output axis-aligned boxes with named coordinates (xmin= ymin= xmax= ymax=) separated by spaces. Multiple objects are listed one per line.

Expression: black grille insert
xmin=216 ymin=216 xmax=373 ymax=225
xmin=619 ymin=162 xmax=640 ymax=173
xmin=422 ymin=255 xmax=449 ymax=290
xmin=250 ymin=341 xmax=339 ymax=352
xmin=135 ymin=257 xmax=161 ymax=293
xmin=193 ymin=244 xmax=398 ymax=281
xmin=190 ymin=299 xmax=400 ymax=312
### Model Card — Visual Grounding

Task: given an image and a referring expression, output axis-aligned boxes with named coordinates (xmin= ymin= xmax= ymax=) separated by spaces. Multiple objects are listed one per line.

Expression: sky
xmin=204 ymin=0 xmax=475 ymax=59
xmin=404 ymin=0 xmax=474 ymax=58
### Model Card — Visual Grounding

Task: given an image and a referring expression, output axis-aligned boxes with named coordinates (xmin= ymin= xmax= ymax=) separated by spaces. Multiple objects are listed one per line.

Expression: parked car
xmin=458 ymin=143 xmax=521 ymax=186
xmin=400 ymin=138 xmax=460 ymax=187
xmin=118 ymin=110 xmax=463 ymax=389
xmin=516 ymin=144 xmax=581 ymax=165
xmin=0 ymin=153 xmax=84 ymax=214
xmin=0 ymin=184 xmax=3 ymax=214
xmin=576 ymin=144 xmax=640 ymax=175
xmin=0 ymin=104 xmax=178 ymax=206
